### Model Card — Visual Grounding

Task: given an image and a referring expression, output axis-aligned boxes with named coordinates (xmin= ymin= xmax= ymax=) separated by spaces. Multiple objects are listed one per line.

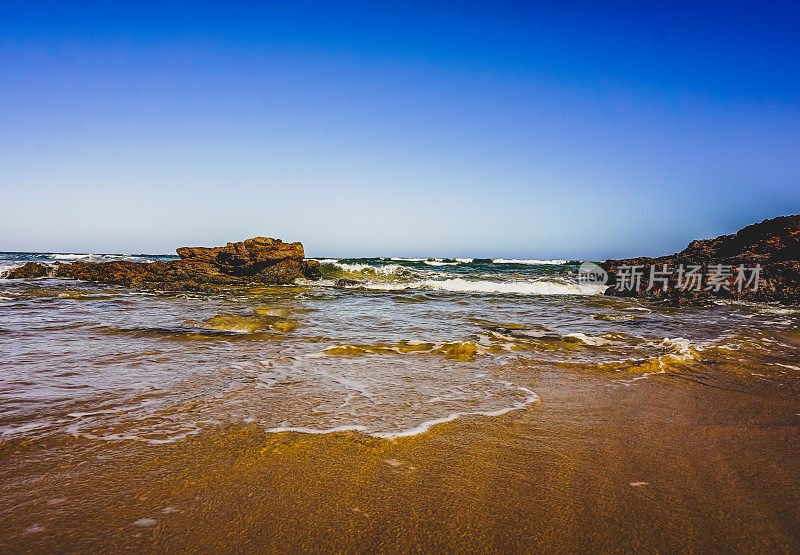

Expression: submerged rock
xmin=335 ymin=278 xmax=361 ymax=287
xmin=10 ymin=237 xmax=321 ymax=291
xmin=301 ymin=260 xmax=322 ymax=280
xmin=601 ymin=215 xmax=800 ymax=305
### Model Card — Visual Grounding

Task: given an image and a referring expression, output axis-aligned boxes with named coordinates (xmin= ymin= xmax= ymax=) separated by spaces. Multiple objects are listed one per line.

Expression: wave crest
xmin=365 ymin=278 xmax=604 ymax=295
xmin=491 ymin=259 xmax=568 ymax=265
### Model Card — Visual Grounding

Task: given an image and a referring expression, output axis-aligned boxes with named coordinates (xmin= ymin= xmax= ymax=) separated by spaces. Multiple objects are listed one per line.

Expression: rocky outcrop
xmin=6 ymin=262 xmax=50 ymax=279
xmin=6 ymin=237 xmax=321 ymax=291
xmin=601 ymin=215 xmax=800 ymax=305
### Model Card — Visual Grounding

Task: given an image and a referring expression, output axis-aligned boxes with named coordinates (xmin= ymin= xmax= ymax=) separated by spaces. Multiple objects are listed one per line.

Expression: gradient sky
xmin=1 ymin=1 xmax=798 ymax=258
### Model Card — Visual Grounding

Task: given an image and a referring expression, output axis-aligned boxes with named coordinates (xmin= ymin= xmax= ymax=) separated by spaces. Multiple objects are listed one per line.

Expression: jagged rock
xmin=6 ymin=262 xmax=49 ymax=279
xmin=335 ymin=278 xmax=361 ymax=286
xmin=175 ymin=237 xmax=306 ymax=273
xmin=601 ymin=215 xmax=800 ymax=305
xmin=20 ymin=237 xmax=322 ymax=291
xmin=301 ymin=260 xmax=322 ymax=280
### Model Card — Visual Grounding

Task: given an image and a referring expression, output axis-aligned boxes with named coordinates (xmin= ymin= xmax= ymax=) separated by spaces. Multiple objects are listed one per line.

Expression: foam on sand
xmin=374 ymin=385 xmax=539 ymax=439
xmin=263 ymin=385 xmax=540 ymax=440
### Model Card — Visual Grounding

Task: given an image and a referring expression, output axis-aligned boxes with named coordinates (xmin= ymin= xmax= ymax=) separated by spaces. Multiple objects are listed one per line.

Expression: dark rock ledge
xmin=6 ymin=237 xmax=322 ymax=291
xmin=600 ymin=215 xmax=800 ymax=306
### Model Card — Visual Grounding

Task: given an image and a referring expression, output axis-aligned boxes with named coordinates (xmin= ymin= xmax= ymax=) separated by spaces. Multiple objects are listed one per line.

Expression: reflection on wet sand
xmin=2 ymin=362 xmax=799 ymax=552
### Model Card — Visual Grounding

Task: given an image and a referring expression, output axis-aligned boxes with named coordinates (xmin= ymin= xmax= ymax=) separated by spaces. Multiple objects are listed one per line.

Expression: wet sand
xmin=2 ymin=362 xmax=799 ymax=552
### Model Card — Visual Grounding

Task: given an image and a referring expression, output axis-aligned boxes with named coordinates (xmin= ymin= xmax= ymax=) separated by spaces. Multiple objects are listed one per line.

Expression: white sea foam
xmin=70 ymin=429 xmax=202 ymax=445
xmin=374 ymin=386 xmax=538 ymax=439
xmin=387 ymin=257 xmax=463 ymax=266
xmin=262 ymin=385 xmax=539 ymax=440
xmin=0 ymin=263 xmax=21 ymax=278
xmin=564 ymin=332 xmax=618 ymax=346
xmin=421 ymin=260 xmax=459 ymax=266
xmin=265 ymin=424 xmax=370 ymax=435
xmin=658 ymin=337 xmax=697 ymax=355
xmin=320 ymin=260 xmax=406 ymax=274
xmin=372 ymin=414 xmax=462 ymax=438
xmin=0 ymin=421 xmax=57 ymax=436
xmin=646 ymin=336 xmax=716 ymax=366
xmin=0 ymin=262 xmax=58 ymax=278
xmin=363 ymin=278 xmax=604 ymax=295
xmin=386 ymin=257 xmax=568 ymax=265
xmin=758 ymin=306 xmax=798 ymax=315
xmin=316 ymin=257 xmax=578 ymax=276
xmin=51 ymin=253 xmax=93 ymax=260
xmin=492 ymin=258 xmax=568 ymax=265
xmin=774 ymin=362 xmax=800 ymax=371
xmin=41 ymin=253 xmax=168 ymax=263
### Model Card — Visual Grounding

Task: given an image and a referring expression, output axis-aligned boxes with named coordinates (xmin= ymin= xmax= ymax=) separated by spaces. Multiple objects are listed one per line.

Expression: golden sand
xmin=2 ymin=362 xmax=798 ymax=552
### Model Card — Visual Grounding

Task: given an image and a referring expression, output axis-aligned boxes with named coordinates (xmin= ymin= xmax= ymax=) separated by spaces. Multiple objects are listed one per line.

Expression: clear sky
xmin=1 ymin=1 xmax=798 ymax=258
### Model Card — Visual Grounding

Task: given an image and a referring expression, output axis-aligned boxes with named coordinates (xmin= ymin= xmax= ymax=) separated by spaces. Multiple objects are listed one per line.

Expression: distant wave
xmin=388 ymin=257 xmax=464 ymax=266
xmin=363 ymin=278 xmax=604 ymax=295
xmin=317 ymin=256 xmax=571 ymax=268
xmin=0 ymin=252 xmax=173 ymax=264
xmin=44 ymin=253 xmax=169 ymax=263
xmin=420 ymin=260 xmax=459 ymax=266
xmin=491 ymin=258 xmax=568 ymax=265
xmin=309 ymin=257 xmax=602 ymax=295
xmin=319 ymin=260 xmax=408 ymax=275
xmin=385 ymin=257 xmax=567 ymax=266
xmin=0 ymin=252 xmax=179 ymax=278
xmin=49 ymin=253 xmax=93 ymax=260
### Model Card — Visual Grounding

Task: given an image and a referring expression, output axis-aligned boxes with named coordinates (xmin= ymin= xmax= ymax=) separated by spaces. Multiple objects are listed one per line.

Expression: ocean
xmin=2 ymin=251 xmax=800 ymax=551
xmin=1 ymin=251 xmax=798 ymax=443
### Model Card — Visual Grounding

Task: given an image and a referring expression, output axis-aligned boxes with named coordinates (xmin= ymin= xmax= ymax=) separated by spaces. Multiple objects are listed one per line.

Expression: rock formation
xmin=6 ymin=237 xmax=321 ymax=291
xmin=6 ymin=262 xmax=50 ymax=279
xmin=601 ymin=215 xmax=800 ymax=305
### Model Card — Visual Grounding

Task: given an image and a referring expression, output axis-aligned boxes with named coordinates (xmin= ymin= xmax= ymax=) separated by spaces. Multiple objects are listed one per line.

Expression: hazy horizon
xmin=0 ymin=212 xmax=796 ymax=262
xmin=2 ymin=1 xmax=799 ymax=258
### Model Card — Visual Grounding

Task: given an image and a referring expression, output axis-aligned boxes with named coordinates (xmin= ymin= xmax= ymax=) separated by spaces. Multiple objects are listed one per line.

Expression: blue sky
xmin=1 ymin=1 xmax=798 ymax=258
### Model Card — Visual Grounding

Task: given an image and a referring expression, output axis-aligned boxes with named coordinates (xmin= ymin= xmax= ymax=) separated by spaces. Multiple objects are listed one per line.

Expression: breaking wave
xmin=310 ymin=257 xmax=600 ymax=296
xmin=491 ymin=259 xmax=569 ymax=265
xmin=363 ymin=278 xmax=603 ymax=295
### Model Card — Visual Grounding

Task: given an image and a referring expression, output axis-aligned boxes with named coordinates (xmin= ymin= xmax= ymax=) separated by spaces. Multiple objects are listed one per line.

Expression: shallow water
xmin=2 ymin=252 xmax=800 ymax=550
xmin=2 ymin=252 xmax=799 ymax=444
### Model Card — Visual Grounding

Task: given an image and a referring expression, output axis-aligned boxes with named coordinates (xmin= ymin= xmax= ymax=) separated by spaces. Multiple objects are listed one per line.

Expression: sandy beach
xmin=3 ymin=352 xmax=799 ymax=552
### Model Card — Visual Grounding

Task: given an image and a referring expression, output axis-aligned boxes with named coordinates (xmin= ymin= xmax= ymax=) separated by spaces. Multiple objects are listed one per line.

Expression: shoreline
xmin=2 ymin=360 xmax=798 ymax=551
xmin=3 ymin=214 xmax=799 ymax=306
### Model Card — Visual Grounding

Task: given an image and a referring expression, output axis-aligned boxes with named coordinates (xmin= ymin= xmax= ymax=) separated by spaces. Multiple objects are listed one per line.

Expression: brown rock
xmin=301 ymin=260 xmax=322 ymax=280
xmin=31 ymin=237 xmax=321 ymax=291
xmin=600 ymin=215 xmax=800 ymax=305
xmin=6 ymin=262 xmax=50 ymax=279
xmin=175 ymin=237 xmax=305 ymax=274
